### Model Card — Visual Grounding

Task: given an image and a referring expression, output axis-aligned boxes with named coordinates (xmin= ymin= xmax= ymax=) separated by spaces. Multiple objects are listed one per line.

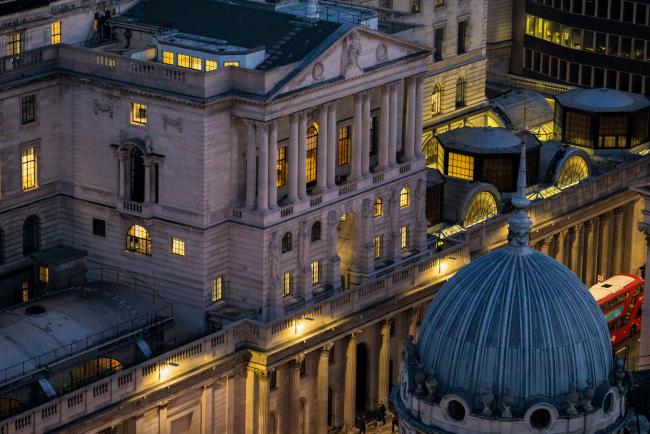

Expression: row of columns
xmin=242 ymin=77 xmax=424 ymax=213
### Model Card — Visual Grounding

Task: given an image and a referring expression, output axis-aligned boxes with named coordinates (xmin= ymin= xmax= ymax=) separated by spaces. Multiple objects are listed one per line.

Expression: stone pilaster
xmin=245 ymin=119 xmax=257 ymax=209
xmin=344 ymin=332 xmax=361 ymax=432
xmin=256 ymin=122 xmax=269 ymax=213
xmin=404 ymin=77 xmax=416 ymax=161
xmin=378 ymin=321 xmax=391 ymax=406
xmin=361 ymin=91 xmax=371 ymax=177
xmin=257 ymin=371 xmax=270 ymax=434
xmin=316 ymin=344 xmax=333 ymax=434
xmin=317 ymin=107 xmax=328 ymax=192
xmin=599 ymin=212 xmax=612 ymax=279
xmin=351 ymin=93 xmax=363 ymax=180
xmin=327 ymin=103 xmax=337 ymax=189
xmin=612 ymin=206 xmax=625 ymax=274
xmin=288 ymin=114 xmax=299 ymax=203
xmin=289 ymin=355 xmax=305 ymax=434
xmin=268 ymin=120 xmax=278 ymax=210
xmin=378 ymin=85 xmax=390 ymax=171
xmin=414 ymin=76 xmax=424 ymax=159
xmin=584 ymin=218 xmax=597 ymax=287
xmin=570 ymin=224 xmax=583 ymax=277
xmin=388 ymin=83 xmax=398 ymax=166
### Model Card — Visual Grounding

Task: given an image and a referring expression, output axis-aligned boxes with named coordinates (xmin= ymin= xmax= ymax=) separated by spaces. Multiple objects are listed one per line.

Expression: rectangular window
xmin=205 ymin=59 xmax=217 ymax=71
xmin=620 ymin=37 xmax=631 ymax=58
xmin=433 ymin=26 xmax=445 ymax=61
xmin=39 ymin=266 xmax=49 ymax=283
xmin=223 ymin=61 xmax=240 ymax=67
xmin=583 ymin=31 xmax=594 ymax=51
xmin=51 ymin=21 xmax=61 ymax=45
xmin=457 ymin=20 xmax=468 ymax=54
xmin=306 ymin=127 xmax=317 ymax=184
xmin=277 ymin=145 xmax=287 ymax=187
xmin=171 ymin=237 xmax=185 ymax=256
xmin=370 ymin=116 xmax=379 ymax=155
xmin=283 ymin=272 xmax=293 ymax=297
xmin=21 ymin=283 xmax=29 ymax=303
xmin=636 ymin=4 xmax=647 ymax=25
xmin=599 ymin=115 xmax=628 ymax=147
xmin=131 ymin=102 xmax=147 ymax=125
xmin=6 ymin=32 xmax=21 ymax=56
xmin=597 ymin=0 xmax=609 ymax=17
xmin=212 ymin=276 xmax=223 ymax=301
xmin=92 ymin=218 xmax=106 ymax=237
xmin=565 ymin=110 xmax=593 ymax=146
xmin=190 ymin=56 xmax=202 ymax=71
xmin=595 ymin=32 xmax=606 ymax=53
xmin=162 ymin=51 xmax=174 ymax=65
xmin=611 ymin=0 xmax=621 ymax=20
xmin=21 ymin=95 xmax=36 ymax=125
xmin=400 ymin=226 xmax=409 ymax=249
xmin=311 ymin=260 xmax=320 ymax=285
xmin=447 ymin=152 xmax=474 ymax=180
xmin=633 ymin=39 xmax=645 ymax=60
xmin=178 ymin=54 xmax=190 ymax=68
xmin=373 ymin=236 xmax=383 ymax=260
xmin=177 ymin=54 xmax=202 ymax=70
xmin=622 ymin=1 xmax=634 ymax=21
xmin=337 ymin=125 xmax=351 ymax=165
xmin=21 ymin=147 xmax=37 ymax=190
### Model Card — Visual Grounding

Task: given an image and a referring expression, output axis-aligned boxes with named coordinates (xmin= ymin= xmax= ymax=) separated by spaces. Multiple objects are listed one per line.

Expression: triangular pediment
xmin=274 ymin=27 xmax=428 ymax=96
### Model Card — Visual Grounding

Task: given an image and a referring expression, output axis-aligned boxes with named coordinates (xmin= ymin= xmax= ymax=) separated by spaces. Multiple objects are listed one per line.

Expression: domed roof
xmin=438 ymin=127 xmax=540 ymax=154
xmin=555 ymin=88 xmax=650 ymax=113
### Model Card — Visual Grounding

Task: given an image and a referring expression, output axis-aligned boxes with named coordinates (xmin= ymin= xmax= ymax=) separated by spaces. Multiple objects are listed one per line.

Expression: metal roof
xmin=555 ymin=88 xmax=650 ymax=113
xmin=437 ymin=127 xmax=541 ymax=154
xmin=490 ymin=89 xmax=553 ymax=130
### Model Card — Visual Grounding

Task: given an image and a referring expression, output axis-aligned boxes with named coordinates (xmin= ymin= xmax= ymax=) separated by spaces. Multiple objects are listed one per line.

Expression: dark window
xmin=633 ymin=109 xmax=650 ymax=145
xmin=562 ymin=0 xmax=571 ymax=11
xmin=551 ymin=57 xmax=559 ymax=77
xmin=632 ymin=74 xmax=643 ymax=94
xmin=583 ymin=31 xmax=594 ymax=51
xmin=595 ymin=32 xmax=606 ymax=53
xmin=636 ymin=4 xmax=647 ymax=25
xmin=311 ymin=221 xmax=321 ymax=242
xmin=594 ymin=68 xmax=605 ymax=87
xmin=581 ymin=65 xmax=592 ymax=86
xmin=542 ymin=54 xmax=549 ymax=75
xmin=607 ymin=70 xmax=618 ymax=89
xmin=130 ymin=148 xmax=145 ymax=202
xmin=619 ymin=72 xmax=630 ymax=91
xmin=621 ymin=37 xmax=631 ymax=58
xmin=21 ymin=95 xmax=36 ymax=125
xmin=299 ymin=357 xmax=307 ymax=377
xmin=525 ymin=48 xmax=533 ymax=69
xmin=455 ymin=77 xmax=466 ymax=108
xmin=457 ymin=20 xmax=468 ymax=54
xmin=425 ymin=184 xmax=444 ymax=226
xmin=608 ymin=35 xmax=619 ymax=56
xmin=530 ymin=409 xmax=551 ymax=429
xmin=269 ymin=369 xmax=277 ymax=389
xmin=569 ymin=63 xmax=580 ymax=84
xmin=0 ymin=227 xmax=4 ymax=264
xmin=282 ymin=232 xmax=292 ymax=253
xmin=483 ymin=157 xmax=515 ymax=191
xmin=533 ymin=51 xmax=541 ymax=72
xmin=622 ymin=1 xmax=634 ymax=22
xmin=433 ymin=27 xmax=444 ymax=61
xmin=610 ymin=0 xmax=621 ymax=20
xmin=572 ymin=0 xmax=583 ymax=13
xmin=370 ymin=116 xmax=379 ymax=156
xmin=553 ymin=0 xmax=562 ymax=8
xmin=448 ymin=401 xmax=466 ymax=421
xmin=597 ymin=0 xmax=608 ymax=16
xmin=92 ymin=218 xmax=106 ymax=237
xmin=584 ymin=0 xmax=595 ymax=15
xmin=23 ymin=215 xmax=40 ymax=255
xmin=526 ymin=148 xmax=540 ymax=185
xmin=559 ymin=60 xmax=567 ymax=81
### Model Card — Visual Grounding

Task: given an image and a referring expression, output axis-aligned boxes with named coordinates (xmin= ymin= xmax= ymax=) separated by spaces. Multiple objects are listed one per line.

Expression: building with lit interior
xmin=0 ymin=0 xmax=649 ymax=433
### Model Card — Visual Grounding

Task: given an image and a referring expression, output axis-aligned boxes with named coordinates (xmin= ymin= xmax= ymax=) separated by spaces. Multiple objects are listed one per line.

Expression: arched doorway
xmin=328 ymin=387 xmax=334 ymax=427
xmin=337 ymin=212 xmax=358 ymax=289
xmin=355 ymin=343 xmax=369 ymax=414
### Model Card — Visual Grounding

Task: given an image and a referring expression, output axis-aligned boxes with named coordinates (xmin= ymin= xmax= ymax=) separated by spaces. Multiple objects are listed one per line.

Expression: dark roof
xmin=437 ymin=127 xmax=541 ymax=154
xmin=121 ymin=0 xmax=342 ymax=70
xmin=555 ymin=88 xmax=650 ymax=113
xmin=0 ymin=0 xmax=51 ymax=16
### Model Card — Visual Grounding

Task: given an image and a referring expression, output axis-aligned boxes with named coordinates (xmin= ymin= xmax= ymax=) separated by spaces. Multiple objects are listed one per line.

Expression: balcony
xmin=118 ymin=199 xmax=155 ymax=219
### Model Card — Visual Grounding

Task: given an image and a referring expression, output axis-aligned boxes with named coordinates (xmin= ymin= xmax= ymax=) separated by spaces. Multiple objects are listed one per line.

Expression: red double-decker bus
xmin=589 ymin=274 xmax=644 ymax=345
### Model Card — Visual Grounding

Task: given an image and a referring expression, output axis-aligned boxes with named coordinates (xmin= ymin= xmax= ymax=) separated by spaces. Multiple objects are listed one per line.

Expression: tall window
xmin=455 ymin=77 xmax=466 ymax=108
xmin=448 ymin=152 xmax=474 ymax=180
xmin=374 ymin=197 xmax=383 ymax=217
xmin=457 ymin=20 xmax=468 ymax=54
xmin=21 ymin=147 xmax=37 ymax=190
xmin=370 ymin=116 xmax=379 ymax=155
xmin=131 ymin=103 xmax=147 ymax=125
xmin=311 ymin=260 xmax=320 ymax=285
xmin=400 ymin=187 xmax=410 ymax=208
xmin=283 ymin=272 xmax=293 ymax=297
xmin=162 ymin=51 xmax=174 ymax=65
xmin=130 ymin=148 xmax=145 ymax=202
xmin=306 ymin=123 xmax=318 ymax=184
xmin=126 ymin=224 xmax=151 ymax=255
xmin=212 ymin=276 xmax=223 ymax=302
xmin=23 ymin=215 xmax=40 ymax=255
xmin=51 ymin=21 xmax=61 ymax=45
xmin=400 ymin=225 xmax=409 ymax=249
xmin=39 ymin=266 xmax=49 ymax=283
xmin=282 ymin=232 xmax=293 ymax=253
xmin=433 ymin=27 xmax=445 ymax=61
xmin=431 ymin=84 xmax=442 ymax=115
xmin=277 ymin=145 xmax=287 ymax=187
xmin=311 ymin=221 xmax=321 ymax=242
xmin=205 ymin=60 xmax=217 ymax=71
xmin=337 ymin=125 xmax=351 ymax=165
xmin=171 ymin=237 xmax=185 ymax=256
xmin=21 ymin=95 xmax=36 ymax=124
xmin=6 ymin=31 xmax=21 ymax=56
xmin=373 ymin=236 xmax=383 ymax=259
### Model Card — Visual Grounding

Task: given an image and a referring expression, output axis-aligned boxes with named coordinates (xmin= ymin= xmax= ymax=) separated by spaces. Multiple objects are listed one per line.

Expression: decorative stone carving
xmin=93 ymin=99 xmax=113 ymax=118
xmin=566 ymin=383 xmax=579 ymax=416
xmin=501 ymin=387 xmax=513 ymax=418
xmin=341 ymin=32 xmax=362 ymax=76
xmin=269 ymin=231 xmax=280 ymax=284
xmin=376 ymin=43 xmax=388 ymax=62
xmin=582 ymin=379 xmax=595 ymax=412
xmin=162 ymin=114 xmax=183 ymax=133
xmin=312 ymin=62 xmax=324 ymax=81
xmin=479 ymin=386 xmax=494 ymax=416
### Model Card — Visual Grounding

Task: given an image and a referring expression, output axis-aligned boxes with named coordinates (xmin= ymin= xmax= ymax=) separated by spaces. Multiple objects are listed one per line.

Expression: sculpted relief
xmin=341 ymin=32 xmax=362 ymax=78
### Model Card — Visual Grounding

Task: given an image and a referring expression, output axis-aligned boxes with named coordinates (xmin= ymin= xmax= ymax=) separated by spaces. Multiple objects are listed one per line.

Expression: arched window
xmin=463 ymin=191 xmax=498 ymax=227
xmin=306 ymin=123 xmax=319 ymax=184
xmin=431 ymin=84 xmax=442 ymax=115
xmin=557 ymin=155 xmax=589 ymax=188
xmin=374 ymin=197 xmax=383 ymax=217
xmin=126 ymin=224 xmax=151 ymax=255
xmin=23 ymin=215 xmax=40 ymax=255
xmin=400 ymin=187 xmax=410 ymax=208
xmin=311 ymin=221 xmax=321 ymax=242
xmin=282 ymin=232 xmax=293 ymax=253
xmin=130 ymin=147 xmax=145 ymax=202
xmin=455 ymin=77 xmax=466 ymax=109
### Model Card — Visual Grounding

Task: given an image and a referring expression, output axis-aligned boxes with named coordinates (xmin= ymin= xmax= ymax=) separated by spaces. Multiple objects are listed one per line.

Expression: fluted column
xmin=378 ymin=86 xmax=390 ymax=170
xmin=256 ymin=122 xmax=269 ymax=213
xmin=556 ymin=230 xmax=568 ymax=265
xmin=317 ymin=344 xmax=333 ymax=434
xmin=599 ymin=212 xmax=612 ymax=278
xmin=584 ymin=219 xmax=597 ymax=287
xmin=258 ymin=371 xmax=270 ymax=434
xmin=612 ymin=206 xmax=625 ymax=274
xmin=361 ymin=92 xmax=371 ymax=177
xmin=317 ymin=107 xmax=329 ymax=192
xmin=245 ymin=120 xmax=257 ymax=209
xmin=327 ymin=103 xmax=337 ymax=189
xmin=540 ymin=237 xmax=552 ymax=255
xmin=378 ymin=321 xmax=391 ymax=406
xmin=414 ymin=76 xmax=424 ymax=159
xmin=351 ymin=94 xmax=363 ymax=180
xmin=298 ymin=112 xmax=308 ymax=199
xmin=288 ymin=114 xmax=299 ymax=203
xmin=268 ymin=121 xmax=278 ymax=210
xmin=344 ymin=332 xmax=360 ymax=432
xmin=404 ymin=77 xmax=416 ymax=161
xmin=388 ymin=83 xmax=398 ymax=166
xmin=289 ymin=356 xmax=304 ymax=434
xmin=570 ymin=224 xmax=582 ymax=277
xmin=118 ymin=152 xmax=126 ymax=198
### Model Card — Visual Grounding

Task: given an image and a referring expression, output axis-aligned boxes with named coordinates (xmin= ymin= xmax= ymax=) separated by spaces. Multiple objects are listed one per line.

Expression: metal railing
xmin=487 ymin=71 xmax=574 ymax=96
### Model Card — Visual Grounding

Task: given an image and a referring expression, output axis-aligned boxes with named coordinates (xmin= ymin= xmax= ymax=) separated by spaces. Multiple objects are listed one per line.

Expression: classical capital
xmin=543 ymin=237 xmax=553 ymax=247
xmin=321 ymin=342 xmax=334 ymax=356
xmin=350 ymin=330 xmax=362 ymax=342
xmin=294 ymin=354 xmax=306 ymax=368
xmin=614 ymin=206 xmax=625 ymax=216
xmin=256 ymin=369 xmax=270 ymax=381
xmin=381 ymin=320 xmax=391 ymax=334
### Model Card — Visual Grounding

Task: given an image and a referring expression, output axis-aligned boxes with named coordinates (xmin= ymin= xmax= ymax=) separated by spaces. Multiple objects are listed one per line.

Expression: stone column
xmin=570 ymin=224 xmax=582 ymax=277
xmin=407 ymin=307 xmax=418 ymax=341
xmin=245 ymin=366 xmax=256 ymax=434
xmin=327 ymin=103 xmax=337 ymax=189
xmin=317 ymin=344 xmax=333 ymax=434
xmin=288 ymin=114 xmax=299 ymax=203
xmin=540 ymin=237 xmax=552 ymax=255
xmin=118 ymin=152 xmax=126 ymax=198
xmin=612 ymin=206 xmax=625 ymax=274
xmin=404 ymin=78 xmax=416 ymax=162
xmin=599 ymin=212 xmax=612 ymax=279
xmin=268 ymin=121 xmax=278 ymax=210
xmin=159 ymin=405 xmax=168 ymax=434
xmin=414 ymin=77 xmax=424 ymax=159
xmin=298 ymin=112 xmax=308 ymax=199
xmin=361 ymin=92 xmax=371 ymax=177
xmin=201 ymin=385 xmax=213 ymax=434
xmin=351 ymin=94 xmax=363 ymax=181
xmin=378 ymin=85 xmax=390 ymax=170
xmin=143 ymin=160 xmax=151 ymax=203
xmin=388 ymin=83 xmax=398 ymax=166
xmin=556 ymin=230 xmax=568 ymax=265
xmin=258 ymin=371 xmax=270 ymax=434
xmin=378 ymin=321 xmax=391 ymax=406
xmin=256 ymin=122 xmax=269 ymax=213
xmin=344 ymin=332 xmax=360 ymax=432
xmin=317 ymin=107 xmax=329 ymax=192
xmin=290 ymin=356 xmax=304 ymax=434
xmin=245 ymin=120 xmax=257 ymax=209
xmin=584 ymin=219 xmax=597 ymax=287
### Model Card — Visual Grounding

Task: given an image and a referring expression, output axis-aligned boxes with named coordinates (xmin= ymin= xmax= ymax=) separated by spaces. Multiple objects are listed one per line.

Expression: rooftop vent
xmin=25 ymin=305 xmax=46 ymax=316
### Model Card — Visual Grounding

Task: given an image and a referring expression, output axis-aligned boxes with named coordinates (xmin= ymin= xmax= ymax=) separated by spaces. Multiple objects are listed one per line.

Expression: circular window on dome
xmin=557 ymin=155 xmax=589 ymax=189
xmin=603 ymin=392 xmax=614 ymax=414
xmin=448 ymin=400 xmax=466 ymax=421
xmin=529 ymin=408 xmax=552 ymax=430
xmin=463 ymin=191 xmax=498 ymax=228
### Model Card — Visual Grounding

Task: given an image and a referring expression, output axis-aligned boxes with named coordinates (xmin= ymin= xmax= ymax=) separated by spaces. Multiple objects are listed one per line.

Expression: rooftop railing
xmin=487 ymin=71 xmax=574 ymax=97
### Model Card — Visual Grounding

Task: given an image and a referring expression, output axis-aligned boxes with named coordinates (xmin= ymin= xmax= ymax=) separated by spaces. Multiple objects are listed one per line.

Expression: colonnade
xmin=241 ymin=77 xmax=424 ymax=213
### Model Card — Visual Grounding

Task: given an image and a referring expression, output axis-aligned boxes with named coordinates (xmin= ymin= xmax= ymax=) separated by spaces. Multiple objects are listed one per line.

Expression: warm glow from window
xmin=337 ymin=126 xmax=351 ymax=165
xmin=21 ymin=147 xmax=37 ymax=190
xmin=162 ymin=51 xmax=174 ymax=65
xmin=213 ymin=276 xmax=223 ymax=301
xmin=7 ymin=32 xmax=21 ymax=55
xmin=311 ymin=260 xmax=320 ymax=285
xmin=205 ymin=60 xmax=217 ymax=71
xmin=277 ymin=146 xmax=287 ymax=187
xmin=39 ymin=266 xmax=49 ymax=283
xmin=283 ymin=272 xmax=293 ymax=297
xmin=557 ymin=155 xmax=589 ymax=188
xmin=373 ymin=197 xmax=383 ymax=218
xmin=171 ymin=237 xmax=185 ymax=256
xmin=51 ymin=21 xmax=61 ymax=45
xmin=306 ymin=123 xmax=318 ymax=183
xmin=178 ymin=54 xmax=202 ymax=70
xmin=223 ymin=61 xmax=240 ymax=67
xmin=400 ymin=187 xmax=409 ymax=208
xmin=373 ymin=236 xmax=382 ymax=259
xmin=431 ymin=84 xmax=442 ymax=115
xmin=401 ymin=225 xmax=409 ymax=249
xmin=126 ymin=224 xmax=152 ymax=255
xmin=131 ymin=103 xmax=147 ymax=125
xmin=21 ymin=283 xmax=29 ymax=302
xmin=463 ymin=191 xmax=498 ymax=228
xmin=447 ymin=152 xmax=474 ymax=180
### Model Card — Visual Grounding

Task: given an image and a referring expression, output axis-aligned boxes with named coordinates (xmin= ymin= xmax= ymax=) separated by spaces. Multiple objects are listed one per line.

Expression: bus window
xmin=590 ymin=274 xmax=644 ymax=345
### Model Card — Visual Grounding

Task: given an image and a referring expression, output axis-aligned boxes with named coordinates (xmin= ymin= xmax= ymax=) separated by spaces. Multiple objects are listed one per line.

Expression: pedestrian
xmin=359 ymin=414 xmax=366 ymax=434
xmin=378 ymin=401 xmax=386 ymax=425
xmin=392 ymin=410 xmax=398 ymax=432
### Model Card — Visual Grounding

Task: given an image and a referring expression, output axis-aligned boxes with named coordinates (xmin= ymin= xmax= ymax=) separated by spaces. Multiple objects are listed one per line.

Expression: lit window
xmin=557 ymin=155 xmax=589 ymax=188
xmin=21 ymin=147 xmax=37 ymax=190
xmin=277 ymin=146 xmax=287 ymax=187
xmin=39 ymin=266 xmax=49 ymax=283
xmin=205 ymin=60 xmax=217 ymax=71
xmin=21 ymin=282 xmax=29 ymax=302
xmin=400 ymin=225 xmax=409 ymax=249
xmin=437 ymin=143 xmax=445 ymax=171
xmin=223 ymin=61 xmax=240 ymax=67
xmin=374 ymin=197 xmax=383 ymax=217
xmin=282 ymin=232 xmax=292 ymax=253
xmin=306 ymin=123 xmax=318 ymax=184
xmin=400 ymin=187 xmax=409 ymax=208
xmin=178 ymin=54 xmax=190 ymax=68
xmin=21 ymin=95 xmax=36 ymax=124
xmin=311 ymin=260 xmax=320 ymax=285
xmin=171 ymin=237 xmax=185 ymax=256
xmin=51 ymin=21 xmax=61 ymax=45
xmin=463 ymin=191 xmax=498 ymax=228
xmin=431 ymin=84 xmax=442 ymax=115
xmin=373 ymin=236 xmax=383 ymax=259
xmin=162 ymin=51 xmax=174 ymax=65
xmin=190 ymin=56 xmax=202 ymax=71
xmin=6 ymin=32 xmax=21 ymax=56
xmin=126 ymin=224 xmax=152 ymax=255
xmin=131 ymin=103 xmax=147 ymax=125
xmin=212 ymin=276 xmax=223 ymax=301
xmin=447 ymin=152 xmax=474 ymax=180
xmin=283 ymin=272 xmax=293 ymax=296
xmin=177 ymin=54 xmax=202 ymax=70
xmin=337 ymin=125 xmax=351 ymax=165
